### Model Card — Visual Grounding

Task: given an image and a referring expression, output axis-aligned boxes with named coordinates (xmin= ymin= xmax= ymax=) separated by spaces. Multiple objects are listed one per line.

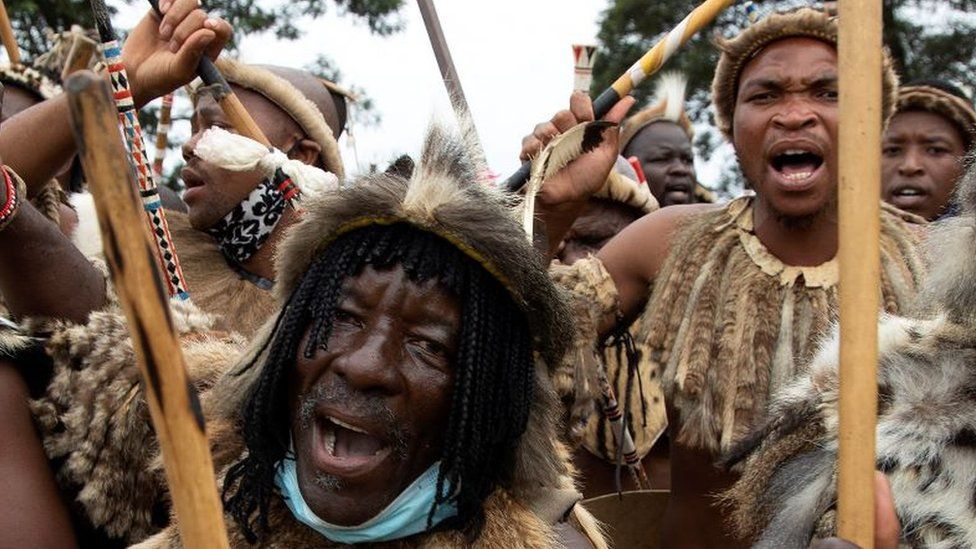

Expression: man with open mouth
xmin=881 ymin=80 xmax=976 ymax=221
xmin=4 ymin=124 xmax=606 ymax=547
xmin=523 ymin=7 xmax=926 ymax=548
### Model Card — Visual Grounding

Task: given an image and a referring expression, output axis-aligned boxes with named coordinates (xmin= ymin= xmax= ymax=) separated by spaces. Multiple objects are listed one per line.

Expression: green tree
xmin=7 ymin=0 xmax=404 ymax=60
xmin=593 ymin=0 xmax=976 ymax=195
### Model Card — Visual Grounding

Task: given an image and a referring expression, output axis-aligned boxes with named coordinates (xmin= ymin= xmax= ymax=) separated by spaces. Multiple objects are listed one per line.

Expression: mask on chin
xmin=205 ymin=175 xmax=289 ymax=264
xmin=275 ymin=455 xmax=459 ymax=544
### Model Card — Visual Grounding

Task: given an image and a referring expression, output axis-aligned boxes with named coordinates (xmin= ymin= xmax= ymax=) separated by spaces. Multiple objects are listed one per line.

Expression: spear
xmin=416 ymin=0 xmax=487 ymax=165
xmin=503 ymin=0 xmax=735 ymax=191
xmin=0 ymin=0 xmax=20 ymax=66
xmin=836 ymin=0 xmax=882 ymax=544
xmin=89 ymin=0 xmax=190 ymax=300
xmin=66 ymin=70 xmax=230 ymax=549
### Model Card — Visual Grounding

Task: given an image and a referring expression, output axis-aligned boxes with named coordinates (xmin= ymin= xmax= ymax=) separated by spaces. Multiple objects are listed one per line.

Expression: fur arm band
xmin=28 ymin=300 xmax=244 ymax=542
xmin=549 ymin=255 xmax=620 ymax=443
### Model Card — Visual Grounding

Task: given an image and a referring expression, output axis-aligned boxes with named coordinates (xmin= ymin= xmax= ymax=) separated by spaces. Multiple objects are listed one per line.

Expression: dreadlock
xmin=222 ymin=222 xmax=536 ymax=543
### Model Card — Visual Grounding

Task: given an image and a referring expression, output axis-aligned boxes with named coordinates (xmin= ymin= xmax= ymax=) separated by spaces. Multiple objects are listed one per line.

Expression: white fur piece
xmin=193 ymin=127 xmax=339 ymax=199
xmin=69 ymin=191 xmax=104 ymax=260
xmin=523 ymin=122 xmax=592 ymax=240
xmin=654 ymin=72 xmax=688 ymax=123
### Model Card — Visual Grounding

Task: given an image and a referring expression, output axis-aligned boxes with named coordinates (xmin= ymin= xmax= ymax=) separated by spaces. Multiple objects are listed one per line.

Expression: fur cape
xmin=27 ymin=124 xmax=605 ymax=548
xmin=555 ymin=196 xmax=924 ymax=458
xmin=725 ymin=167 xmax=976 ymax=548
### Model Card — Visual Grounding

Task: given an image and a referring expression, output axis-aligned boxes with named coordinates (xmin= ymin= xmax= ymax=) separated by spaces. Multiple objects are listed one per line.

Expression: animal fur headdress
xmin=206 ymin=124 xmax=581 ymax=524
xmin=620 ymin=72 xmax=694 ymax=151
xmin=190 ymin=58 xmax=344 ymax=179
xmin=896 ymin=82 xmax=976 ymax=151
xmin=711 ymin=7 xmax=899 ymax=139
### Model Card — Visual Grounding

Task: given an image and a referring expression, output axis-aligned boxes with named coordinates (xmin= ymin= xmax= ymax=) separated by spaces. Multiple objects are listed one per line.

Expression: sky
xmin=115 ymin=0 xmax=726 ymax=185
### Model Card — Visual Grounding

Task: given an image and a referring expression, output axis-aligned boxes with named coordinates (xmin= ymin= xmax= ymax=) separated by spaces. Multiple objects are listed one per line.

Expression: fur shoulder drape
xmin=638 ymin=196 xmax=923 ymax=454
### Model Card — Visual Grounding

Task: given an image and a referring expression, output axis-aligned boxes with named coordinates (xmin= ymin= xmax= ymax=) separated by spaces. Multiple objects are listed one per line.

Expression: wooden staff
xmin=90 ymin=0 xmax=191 ymax=300
xmin=0 ymin=0 xmax=19 ymax=65
xmin=503 ymin=0 xmax=735 ymax=191
xmin=153 ymin=93 xmax=174 ymax=179
xmin=61 ymin=32 xmax=99 ymax=81
xmin=837 ymin=0 xmax=882 ymax=544
xmin=66 ymin=71 xmax=230 ymax=549
xmin=416 ymin=0 xmax=486 ymax=164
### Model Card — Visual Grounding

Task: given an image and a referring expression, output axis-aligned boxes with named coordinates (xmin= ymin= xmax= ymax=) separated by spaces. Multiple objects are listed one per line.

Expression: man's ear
xmin=288 ymin=138 xmax=323 ymax=167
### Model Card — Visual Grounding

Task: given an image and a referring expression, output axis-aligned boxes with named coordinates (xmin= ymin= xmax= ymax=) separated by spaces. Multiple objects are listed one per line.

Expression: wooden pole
xmin=837 ymin=0 xmax=882 ymax=544
xmin=416 ymin=0 xmax=487 ymax=164
xmin=0 ymin=0 xmax=21 ymax=65
xmin=60 ymin=33 xmax=99 ymax=81
xmin=65 ymin=71 xmax=231 ymax=549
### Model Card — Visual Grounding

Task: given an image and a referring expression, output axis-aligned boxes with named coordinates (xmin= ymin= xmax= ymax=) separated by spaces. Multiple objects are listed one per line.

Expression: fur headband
xmin=203 ymin=58 xmax=345 ymax=179
xmin=273 ymin=123 xmax=573 ymax=369
xmin=896 ymin=85 xmax=976 ymax=150
xmin=711 ymin=8 xmax=899 ymax=139
xmin=620 ymin=72 xmax=694 ymax=152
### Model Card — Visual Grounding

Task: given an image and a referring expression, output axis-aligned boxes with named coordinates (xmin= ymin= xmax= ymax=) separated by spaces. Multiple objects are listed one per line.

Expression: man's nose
xmin=182 ymin=131 xmax=202 ymax=162
xmin=772 ymin=98 xmax=817 ymax=131
xmin=667 ymin=158 xmax=694 ymax=177
xmin=328 ymin=332 xmax=403 ymax=395
xmin=898 ymin=148 xmax=924 ymax=177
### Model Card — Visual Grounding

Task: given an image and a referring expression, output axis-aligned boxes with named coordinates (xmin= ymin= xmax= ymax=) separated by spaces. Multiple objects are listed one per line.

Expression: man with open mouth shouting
xmin=524 ymin=7 xmax=926 ymax=548
xmin=12 ymin=125 xmax=605 ymax=547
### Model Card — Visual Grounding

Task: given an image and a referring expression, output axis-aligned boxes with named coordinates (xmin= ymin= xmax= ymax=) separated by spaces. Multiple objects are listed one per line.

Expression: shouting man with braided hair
xmin=0 ymin=125 xmax=606 ymax=547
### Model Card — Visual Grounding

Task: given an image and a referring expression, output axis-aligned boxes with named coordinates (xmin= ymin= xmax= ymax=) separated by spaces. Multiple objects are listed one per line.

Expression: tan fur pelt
xmin=640 ymin=196 xmax=922 ymax=454
xmin=166 ymin=211 xmax=277 ymax=339
xmin=29 ymin=179 xmax=66 ymax=226
xmin=711 ymin=8 xmax=899 ymax=139
xmin=27 ymin=301 xmax=245 ymax=542
xmin=725 ymin=312 xmax=976 ymax=548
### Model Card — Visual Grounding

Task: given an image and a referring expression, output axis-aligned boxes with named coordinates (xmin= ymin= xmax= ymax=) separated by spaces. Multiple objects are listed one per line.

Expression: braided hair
xmin=222 ymin=222 xmax=536 ymax=542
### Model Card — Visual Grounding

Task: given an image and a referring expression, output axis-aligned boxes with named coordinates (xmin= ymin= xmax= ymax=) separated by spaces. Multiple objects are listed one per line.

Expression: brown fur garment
xmin=165 ymin=211 xmax=277 ymax=338
xmin=639 ymin=196 xmax=923 ymax=455
xmin=726 ymin=166 xmax=976 ymax=548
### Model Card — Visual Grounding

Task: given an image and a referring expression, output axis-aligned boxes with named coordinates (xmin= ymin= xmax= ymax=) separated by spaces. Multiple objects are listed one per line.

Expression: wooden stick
xmin=416 ymin=0 xmax=486 ymax=164
xmin=837 ymin=0 xmax=882 ymax=544
xmin=0 ymin=0 xmax=20 ymax=65
xmin=153 ymin=93 xmax=174 ymax=179
xmin=502 ymin=0 xmax=735 ymax=191
xmin=65 ymin=71 xmax=230 ymax=549
xmin=61 ymin=33 xmax=99 ymax=81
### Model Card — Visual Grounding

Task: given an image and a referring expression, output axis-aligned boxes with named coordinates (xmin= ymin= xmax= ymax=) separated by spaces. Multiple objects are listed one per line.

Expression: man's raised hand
xmin=122 ymin=0 xmax=232 ymax=108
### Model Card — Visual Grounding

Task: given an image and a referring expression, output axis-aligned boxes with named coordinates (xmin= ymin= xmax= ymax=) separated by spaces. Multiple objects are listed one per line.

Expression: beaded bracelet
xmin=0 ymin=165 xmax=26 ymax=232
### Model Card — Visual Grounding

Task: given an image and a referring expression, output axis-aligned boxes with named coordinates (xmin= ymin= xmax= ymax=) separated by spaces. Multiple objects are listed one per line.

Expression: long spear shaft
xmin=502 ymin=0 xmax=735 ymax=192
xmin=89 ymin=0 xmax=190 ymax=300
xmin=0 ymin=0 xmax=19 ymax=65
xmin=66 ymin=70 xmax=230 ymax=549
xmin=836 ymin=0 xmax=882 ymax=544
xmin=416 ymin=0 xmax=487 ymax=164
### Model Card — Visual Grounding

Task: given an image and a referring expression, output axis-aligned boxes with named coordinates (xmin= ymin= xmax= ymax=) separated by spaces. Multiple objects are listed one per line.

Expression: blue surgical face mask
xmin=274 ymin=455 xmax=458 ymax=544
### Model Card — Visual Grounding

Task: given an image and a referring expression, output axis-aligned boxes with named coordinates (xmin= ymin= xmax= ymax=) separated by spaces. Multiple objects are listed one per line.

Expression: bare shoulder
xmin=597 ymin=202 xmax=720 ymax=318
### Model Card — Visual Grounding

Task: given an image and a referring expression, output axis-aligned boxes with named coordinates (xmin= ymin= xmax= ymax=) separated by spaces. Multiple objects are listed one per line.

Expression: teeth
xmin=329 ymin=416 xmax=370 ymax=435
xmin=325 ymin=426 xmax=336 ymax=456
xmin=784 ymin=171 xmax=813 ymax=182
xmin=783 ymin=149 xmax=809 ymax=156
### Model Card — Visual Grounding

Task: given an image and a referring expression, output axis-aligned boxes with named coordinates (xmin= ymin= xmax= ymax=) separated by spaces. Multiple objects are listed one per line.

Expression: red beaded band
xmin=0 ymin=166 xmax=23 ymax=232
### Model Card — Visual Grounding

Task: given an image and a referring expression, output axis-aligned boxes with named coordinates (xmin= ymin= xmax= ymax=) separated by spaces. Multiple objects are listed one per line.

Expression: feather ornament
xmin=522 ymin=121 xmax=614 ymax=240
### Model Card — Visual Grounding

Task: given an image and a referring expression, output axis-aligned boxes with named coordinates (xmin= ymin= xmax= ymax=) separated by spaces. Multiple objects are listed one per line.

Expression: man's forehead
xmin=739 ymin=37 xmax=837 ymax=87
